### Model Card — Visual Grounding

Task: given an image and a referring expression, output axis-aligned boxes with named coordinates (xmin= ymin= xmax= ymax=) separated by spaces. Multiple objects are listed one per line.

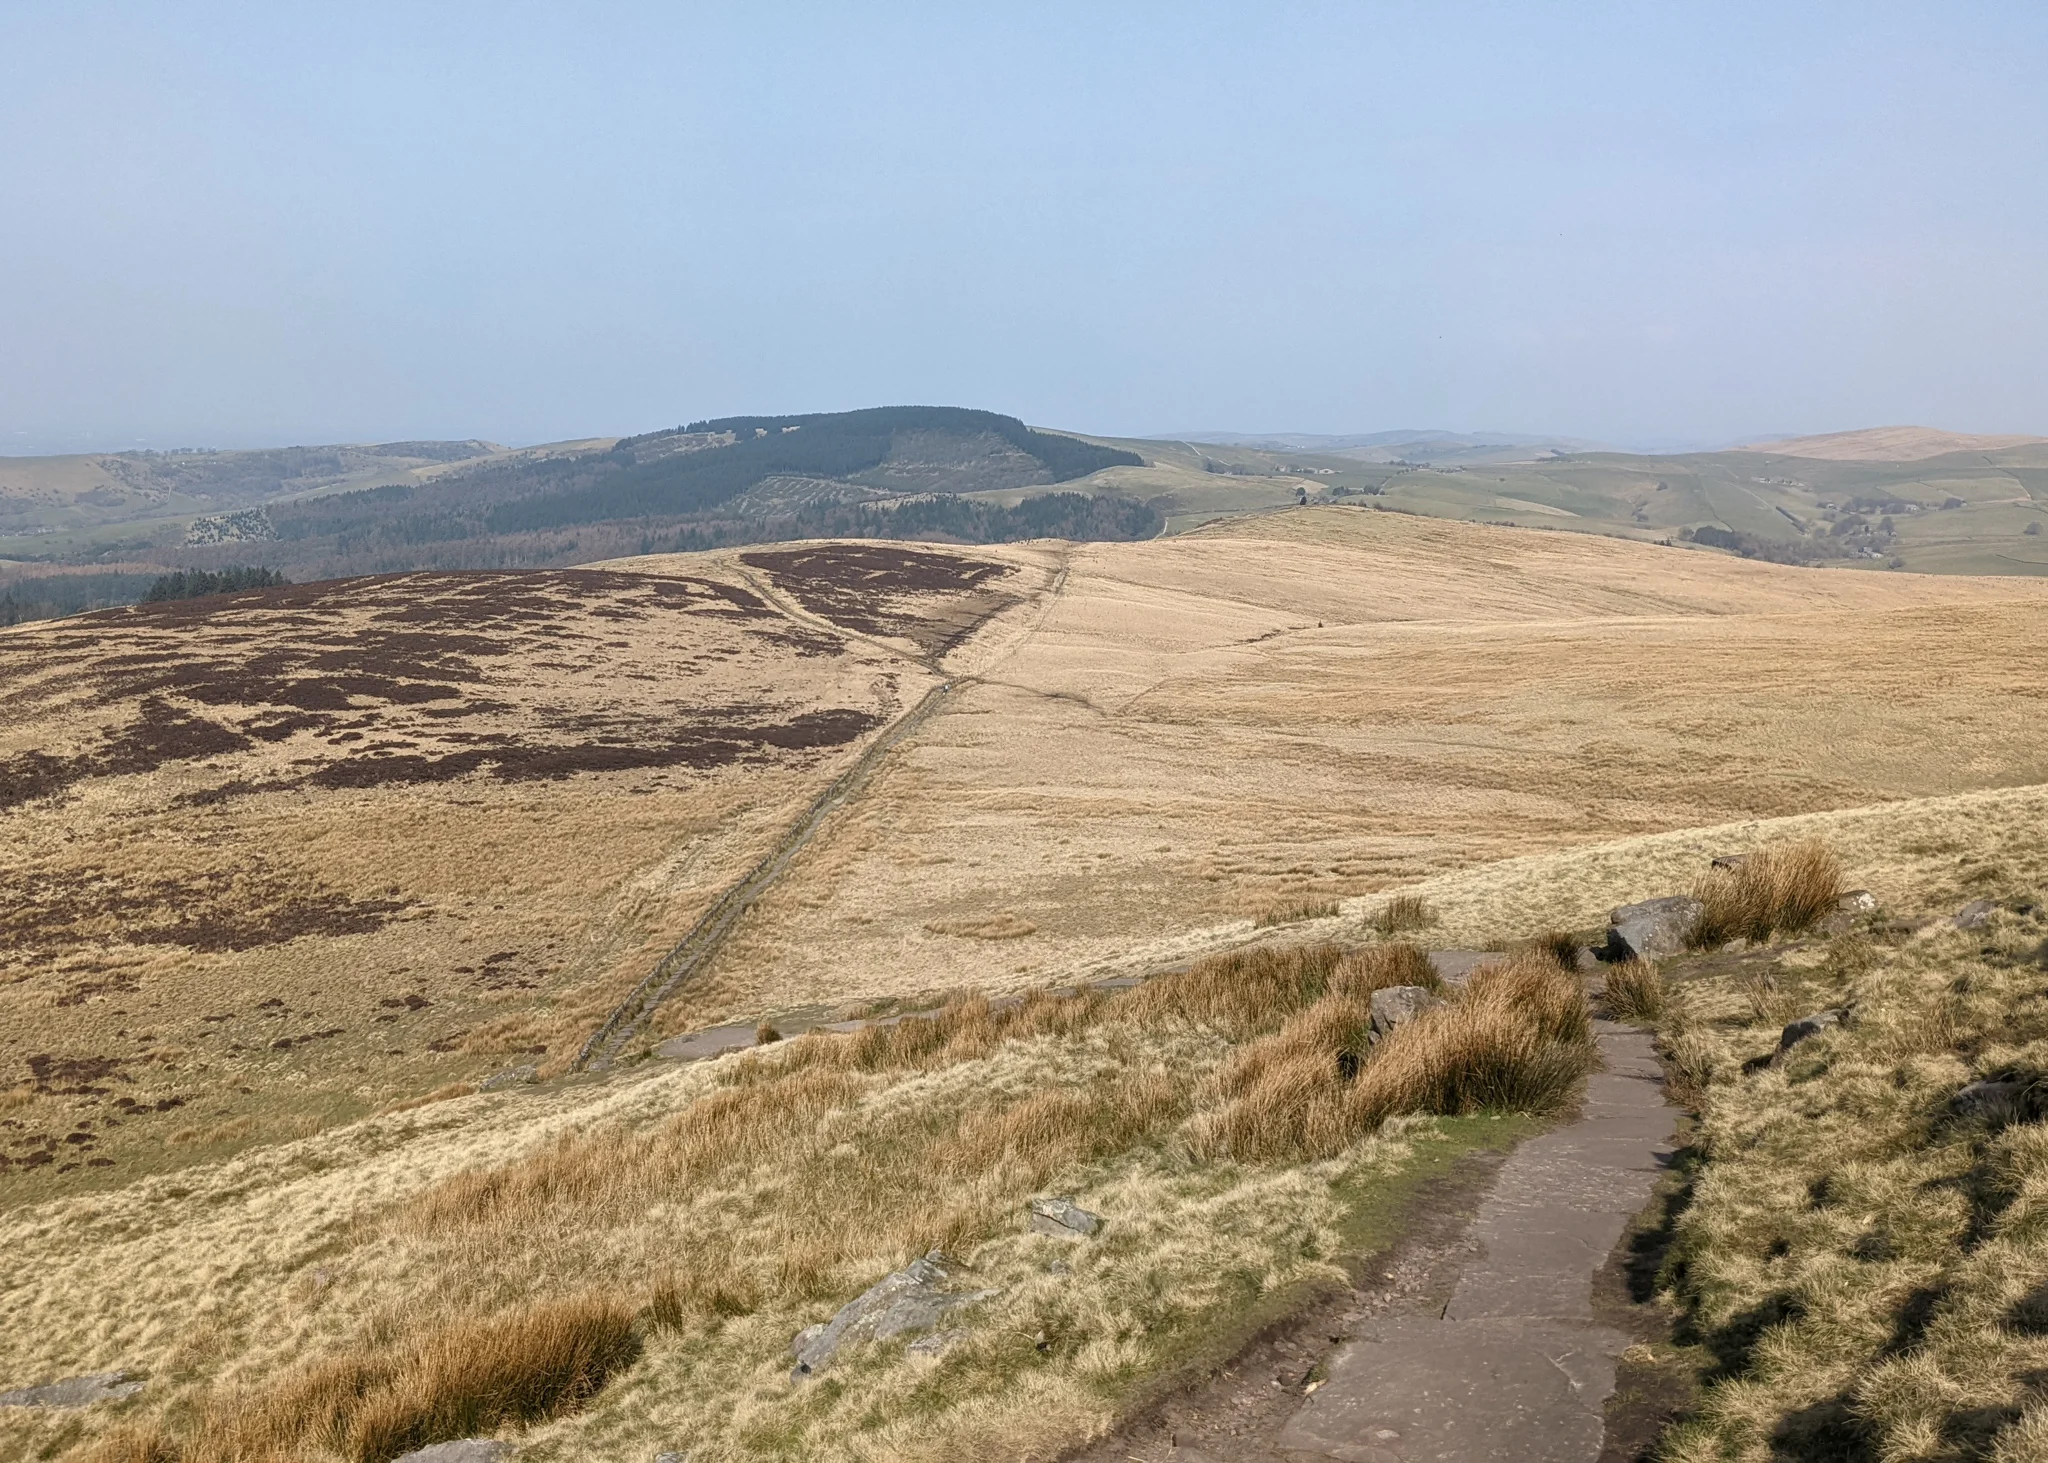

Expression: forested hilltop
xmin=0 ymin=408 xmax=1155 ymax=617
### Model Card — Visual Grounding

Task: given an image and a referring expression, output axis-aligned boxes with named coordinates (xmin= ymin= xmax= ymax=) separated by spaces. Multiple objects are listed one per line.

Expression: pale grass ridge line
xmin=574 ymin=677 xmax=957 ymax=1071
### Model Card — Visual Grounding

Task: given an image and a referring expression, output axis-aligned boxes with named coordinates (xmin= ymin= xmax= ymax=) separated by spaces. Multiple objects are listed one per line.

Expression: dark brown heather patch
xmin=0 ymin=697 xmax=251 ymax=810
xmin=739 ymin=544 xmax=1014 ymax=640
xmin=301 ymin=706 xmax=882 ymax=790
xmin=3 ymin=865 xmax=410 ymax=953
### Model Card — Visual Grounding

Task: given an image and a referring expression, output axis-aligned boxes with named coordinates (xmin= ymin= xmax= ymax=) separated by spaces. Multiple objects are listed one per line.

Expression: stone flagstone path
xmin=1276 ymin=1021 xmax=1676 ymax=1462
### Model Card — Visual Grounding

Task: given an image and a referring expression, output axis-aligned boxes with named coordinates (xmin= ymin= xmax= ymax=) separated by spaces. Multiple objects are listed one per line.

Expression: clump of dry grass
xmin=1526 ymin=929 xmax=1583 ymax=969
xmin=1369 ymin=893 xmax=1437 ymax=936
xmin=373 ymin=1082 xmax=478 ymax=1117
xmin=1601 ymin=959 xmax=1667 ymax=1025
xmin=1120 ymin=944 xmax=1346 ymax=1040
xmin=1195 ymin=952 xmax=1593 ymax=1162
xmin=1253 ymin=895 xmax=1340 ymax=928
xmin=88 ymin=1296 xmax=638 ymax=1463
xmin=1689 ymin=838 xmax=1843 ymax=948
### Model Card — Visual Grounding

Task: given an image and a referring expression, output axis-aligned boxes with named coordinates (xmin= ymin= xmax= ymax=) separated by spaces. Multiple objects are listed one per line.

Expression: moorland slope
xmin=7 ymin=507 xmax=2048 ymax=1461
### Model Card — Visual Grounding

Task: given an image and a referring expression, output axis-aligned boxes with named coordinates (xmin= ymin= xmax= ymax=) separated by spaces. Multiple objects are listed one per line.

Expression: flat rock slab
xmin=0 ymin=1370 xmax=144 ymax=1408
xmin=1281 ymin=1023 xmax=1675 ymax=1461
xmin=655 ymin=1023 xmax=761 ymax=1062
xmin=390 ymin=1443 xmax=512 ymax=1463
xmin=1280 ymin=1317 xmax=1629 ymax=1462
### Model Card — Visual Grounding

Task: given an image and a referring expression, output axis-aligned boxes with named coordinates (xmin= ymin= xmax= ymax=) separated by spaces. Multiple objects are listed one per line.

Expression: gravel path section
xmin=1275 ymin=1021 xmax=1675 ymax=1462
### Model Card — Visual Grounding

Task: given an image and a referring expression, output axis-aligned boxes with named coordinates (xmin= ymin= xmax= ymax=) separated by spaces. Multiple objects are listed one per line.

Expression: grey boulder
xmin=1603 ymin=896 xmax=1702 ymax=961
xmin=0 ymin=1370 xmax=144 ymax=1408
xmin=791 ymin=1251 xmax=996 ymax=1378
xmin=390 ymin=1443 xmax=513 ymax=1463
xmin=1028 ymin=1196 xmax=1101 ymax=1239
xmin=1954 ymin=899 xmax=1998 ymax=931
xmin=1369 ymin=985 xmax=1444 ymax=1043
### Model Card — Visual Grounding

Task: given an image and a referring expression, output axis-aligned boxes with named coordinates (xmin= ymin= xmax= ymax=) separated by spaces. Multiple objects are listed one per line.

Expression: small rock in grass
xmin=1954 ymin=900 xmax=1998 ymax=931
xmin=479 ymin=1065 xmax=539 ymax=1092
xmin=1775 ymin=1008 xmax=1850 ymax=1058
xmin=390 ymin=1443 xmax=513 ymax=1463
xmin=791 ymin=1251 xmax=996 ymax=1378
xmin=1952 ymin=1079 xmax=2040 ymax=1125
xmin=1838 ymin=890 xmax=1877 ymax=912
xmin=0 ymin=1370 xmax=145 ymax=1408
xmin=1028 ymin=1196 xmax=1101 ymax=1239
xmin=1368 ymin=986 xmax=1443 ymax=1043
xmin=1710 ymin=854 xmax=1749 ymax=871
xmin=1603 ymin=896 xmax=1703 ymax=961
xmin=654 ymin=1452 xmax=691 ymax=1463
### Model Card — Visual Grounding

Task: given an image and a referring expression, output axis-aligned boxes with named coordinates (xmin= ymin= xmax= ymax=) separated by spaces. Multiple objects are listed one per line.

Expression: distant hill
xmin=1171 ymin=429 xmax=1613 ymax=466
xmin=0 ymin=408 xmax=1153 ymax=615
xmin=1740 ymin=426 xmax=2048 ymax=461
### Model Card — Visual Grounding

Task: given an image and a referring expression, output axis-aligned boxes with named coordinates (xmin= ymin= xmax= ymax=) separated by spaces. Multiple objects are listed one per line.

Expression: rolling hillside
xmin=8 ymin=412 xmax=2048 ymax=627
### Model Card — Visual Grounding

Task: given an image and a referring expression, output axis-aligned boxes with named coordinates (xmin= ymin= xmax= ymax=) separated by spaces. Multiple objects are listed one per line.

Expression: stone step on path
xmin=1275 ymin=1022 xmax=1676 ymax=1463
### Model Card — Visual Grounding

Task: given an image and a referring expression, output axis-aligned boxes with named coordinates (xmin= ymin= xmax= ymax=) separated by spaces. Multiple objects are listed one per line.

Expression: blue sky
xmin=2 ymin=2 xmax=2044 ymax=453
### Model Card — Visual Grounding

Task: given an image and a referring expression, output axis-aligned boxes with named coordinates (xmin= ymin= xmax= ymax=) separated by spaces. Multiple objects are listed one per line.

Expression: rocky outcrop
xmin=791 ymin=1251 xmax=996 ymax=1378
xmin=0 ymin=1370 xmax=144 ymax=1408
xmin=1028 ymin=1196 xmax=1101 ymax=1239
xmin=1602 ymin=896 xmax=1702 ymax=962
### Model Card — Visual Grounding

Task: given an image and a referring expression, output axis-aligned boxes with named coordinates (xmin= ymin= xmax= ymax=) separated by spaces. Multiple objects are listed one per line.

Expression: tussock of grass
xmin=1527 ymin=928 xmax=1583 ymax=969
xmin=1689 ymin=837 xmax=1843 ymax=948
xmin=1601 ymin=959 xmax=1666 ymax=1025
xmin=1194 ymin=953 xmax=1593 ymax=1163
xmin=1120 ymin=944 xmax=1347 ymax=1040
xmin=1369 ymin=893 xmax=1437 ymax=935
xmin=89 ymin=1297 xmax=639 ymax=1463
xmin=1253 ymin=896 xmax=1340 ymax=928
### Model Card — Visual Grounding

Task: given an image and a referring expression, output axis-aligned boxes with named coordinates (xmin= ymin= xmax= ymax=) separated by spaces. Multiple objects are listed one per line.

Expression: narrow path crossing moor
xmin=1277 ymin=1022 xmax=1676 ymax=1462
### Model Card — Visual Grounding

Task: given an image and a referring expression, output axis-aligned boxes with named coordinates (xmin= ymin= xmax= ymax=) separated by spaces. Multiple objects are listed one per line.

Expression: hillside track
xmin=574 ymin=550 xmax=1067 ymax=1070
xmin=573 ymin=674 xmax=958 ymax=1070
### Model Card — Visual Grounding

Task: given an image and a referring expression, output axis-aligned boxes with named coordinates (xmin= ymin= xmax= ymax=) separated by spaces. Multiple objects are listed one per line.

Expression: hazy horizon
xmin=4 ymin=3 xmax=2044 ymax=456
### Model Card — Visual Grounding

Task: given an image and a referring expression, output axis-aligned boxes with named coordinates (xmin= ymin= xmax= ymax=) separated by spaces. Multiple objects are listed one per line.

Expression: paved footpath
xmin=1276 ymin=1021 xmax=1676 ymax=1463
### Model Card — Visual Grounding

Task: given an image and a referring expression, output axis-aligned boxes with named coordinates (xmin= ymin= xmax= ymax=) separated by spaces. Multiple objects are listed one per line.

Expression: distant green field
xmin=1080 ymin=433 xmax=2048 ymax=575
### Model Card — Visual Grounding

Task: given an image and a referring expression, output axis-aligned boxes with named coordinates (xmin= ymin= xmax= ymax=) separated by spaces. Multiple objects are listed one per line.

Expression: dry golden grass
xmin=1689 ymin=838 xmax=1844 ymax=948
xmin=1368 ymin=894 xmax=1437 ymax=936
xmin=1254 ymin=896 xmax=1341 ymax=928
xmin=1612 ymin=810 xmax=2048 ymax=1461
xmin=91 ymin=1296 xmax=638 ymax=1463
xmin=689 ymin=509 xmax=2048 ymax=1022
xmin=1194 ymin=953 xmax=1593 ymax=1164
xmin=1600 ymin=959 xmax=1667 ymax=1025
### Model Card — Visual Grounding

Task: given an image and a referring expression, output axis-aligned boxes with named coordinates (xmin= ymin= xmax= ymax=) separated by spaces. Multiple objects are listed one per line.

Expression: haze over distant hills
xmin=1736 ymin=426 xmax=2048 ymax=461
xmin=4 ymin=409 xmax=2047 ymax=625
xmin=1166 ymin=429 xmax=1614 ymax=465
